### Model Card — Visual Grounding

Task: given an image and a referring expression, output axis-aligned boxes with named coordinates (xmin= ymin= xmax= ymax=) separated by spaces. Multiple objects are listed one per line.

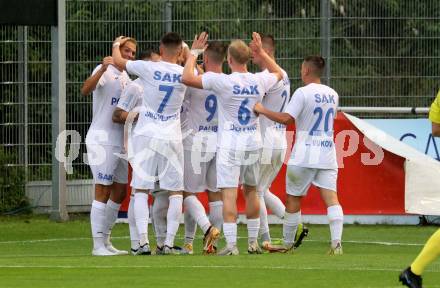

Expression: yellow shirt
xmin=429 ymin=90 xmax=440 ymax=124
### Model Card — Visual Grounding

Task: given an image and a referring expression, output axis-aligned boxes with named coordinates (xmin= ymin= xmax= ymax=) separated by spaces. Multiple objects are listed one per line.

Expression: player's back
xmin=294 ymin=83 xmax=338 ymax=135
xmin=286 ymin=83 xmax=339 ymax=169
xmin=126 ymin=60 xmax=187 ymax=141
xmin=182 ymin=86 xmax=218 ymax=152
xmin=202 ymin=71 xmax=278 ymax=151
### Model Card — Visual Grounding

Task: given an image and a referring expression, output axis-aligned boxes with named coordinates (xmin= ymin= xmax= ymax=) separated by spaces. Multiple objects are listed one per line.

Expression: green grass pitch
xmin=0 ymin=215 xmax=439 ymax=288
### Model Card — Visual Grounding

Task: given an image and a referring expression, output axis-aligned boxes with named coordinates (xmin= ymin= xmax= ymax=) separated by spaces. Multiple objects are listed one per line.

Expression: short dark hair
xmin=205 ymin=41 xmax=227 ymax=64
xmin=304 ymin=55 xmax=325 ymax=77
xmin=139 ymin=48 xmax=159 ymax=60
xmin=160 ymin=32 xmax=183 ymax=48
xmin=261 ymin=34 xmax=275 ymax=48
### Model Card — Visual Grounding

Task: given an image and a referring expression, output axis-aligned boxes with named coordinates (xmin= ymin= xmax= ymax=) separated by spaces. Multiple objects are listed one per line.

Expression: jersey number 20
xmin=309 ymin=107 xmax=334 ymax=135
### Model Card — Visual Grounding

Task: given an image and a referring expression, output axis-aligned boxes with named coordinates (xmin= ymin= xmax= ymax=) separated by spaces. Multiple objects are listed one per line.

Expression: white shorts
xmin=150 ymin=182 xmax=169 ymax=196
xmin=130 ymin=135 xmax=184 ymax=191
xmin=216 ymin=148 xmax=261 ymax=188
xmin=286 ymin=165 xmax=338 ymax=196
xmin=86 ymin=144 xmax=128 ymax=185
xmin=258 ymin=148 xmax=286 ymax=195
xmin=131 ymin=181 xmax=167 ymax=196
xmin=184 ymin=150 xmax=218 ymax=193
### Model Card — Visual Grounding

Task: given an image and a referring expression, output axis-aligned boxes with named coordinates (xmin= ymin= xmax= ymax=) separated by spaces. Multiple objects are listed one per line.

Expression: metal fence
xmin=0 ymin=0 xmax=439 ymax=210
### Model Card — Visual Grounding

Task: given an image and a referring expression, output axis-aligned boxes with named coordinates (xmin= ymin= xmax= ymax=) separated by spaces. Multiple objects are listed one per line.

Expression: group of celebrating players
xmin=81 ymin=31 xmax=343 ymax=257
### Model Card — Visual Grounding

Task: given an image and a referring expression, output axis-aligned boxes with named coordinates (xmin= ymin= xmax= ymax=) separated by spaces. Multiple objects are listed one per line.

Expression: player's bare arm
xmin=254 ymin=102 xmax=294 ymax=125
xmin=182 ymin=32 xmax=208 ymax=89
xmin=112 ymin=108 xmax=129 ymax=124
xmin=111 ymin=36 xmax=130 ymax=70
xmin=195 ymin=64 xmax=205 ymax=75
xmin=432 ymin=122 xmax=440 ymax=137
xmin=80 ymin=56 xmax=113 ymax=96
xmin=249 ymin=32 xmax=282 ymax=81
xmin=112 ymin=108 xmax=139 ymax=124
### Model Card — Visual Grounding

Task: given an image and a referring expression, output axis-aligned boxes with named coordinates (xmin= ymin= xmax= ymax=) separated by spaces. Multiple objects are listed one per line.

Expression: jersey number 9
xmin=205 ymin=94 xmax=217 ymax=122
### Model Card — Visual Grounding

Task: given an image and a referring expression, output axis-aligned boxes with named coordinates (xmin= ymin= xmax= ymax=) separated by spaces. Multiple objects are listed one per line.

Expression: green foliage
xmin=0 ymin=147 xmax=29 ymax=213
xmin=2 ymin=0 xmax=440 ymax=183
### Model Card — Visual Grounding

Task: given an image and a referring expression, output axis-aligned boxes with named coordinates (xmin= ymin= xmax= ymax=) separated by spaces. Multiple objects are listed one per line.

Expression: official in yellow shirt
xmin=399 ymin=91 xmax=440 ymax=287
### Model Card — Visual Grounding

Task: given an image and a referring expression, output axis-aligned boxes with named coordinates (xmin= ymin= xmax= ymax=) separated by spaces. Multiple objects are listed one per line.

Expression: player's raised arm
xmin=182 ymin=32 xmax=208 ymax=89
xmin=254 ymin=102 xmax=294 ymax=125
xmin=112 ymin=36 xmax=131 ymax=71
xmin=80 ymin=56 xmax=113 ymax=96
xmin=249 ymin=32 xmax=282 ymax=81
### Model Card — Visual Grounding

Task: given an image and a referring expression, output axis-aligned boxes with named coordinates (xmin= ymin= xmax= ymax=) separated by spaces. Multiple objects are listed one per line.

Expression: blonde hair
xmin=228 ymin=39 xmax=251 ymax=65
xmin=122 ymin=37 xmax=138 ymax=47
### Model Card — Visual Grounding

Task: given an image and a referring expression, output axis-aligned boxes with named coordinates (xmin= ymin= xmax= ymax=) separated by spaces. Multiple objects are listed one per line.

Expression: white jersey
xmin=117 ymin=78 xmax=143 ymax=136
xmin=85 ymin=64 xmax=130 ymax=147
xmin=125 ymin=60 xmax=187 ymax=141
xmin=260 ymin=68 xmax=290 ymax=149
xmin=117 ymin=78 xmax=143 ymax=113
xmin=285 ymin=83 xmax=339 ymax=169
xmin=202 ymin=71 xmax=278 ymax=151
xmin=182 ymin=86 xmax=218 ymax=152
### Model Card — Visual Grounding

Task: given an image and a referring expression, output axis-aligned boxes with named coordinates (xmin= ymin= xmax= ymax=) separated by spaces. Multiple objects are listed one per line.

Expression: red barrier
xmin=121 ymin=112 xmax=406 ymax=215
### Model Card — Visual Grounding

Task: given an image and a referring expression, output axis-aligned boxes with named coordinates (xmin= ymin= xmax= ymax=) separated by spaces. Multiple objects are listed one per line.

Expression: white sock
xmin=152 ymin=193 xmax=169 ymax=247
xmin=264 ymin=189 xmax=285 ymax=219
xmin=223 ymin=222 xmax=237 ymax=248
xmin=90 ymin=200 xmax=106 ymax=250
xmin=184 ymin=211 xmax=197 ymax=245
xmin=258 ymin=196 xmax=270 ymax=242
xmin=327 ymin=205 xmax=343 ymax=248
xmin=164 ymin=194 xmax=183 ymax=248
xmin=208 ymin=201 xmax=223 ymax=231
xmin=103 ymin=199 xmax=121 ymax=246
xmin=184 ymin=195 xmax=211 ymax=234
xmin=134 ymin=192 xmax=149 ymax=246
xmin=127 ymin=195 xmax=139 ymax=250
xmin=247 ymin=218 xmax=260 ymax=244
xmin=283 ymin=211 xmax=301 ymax=246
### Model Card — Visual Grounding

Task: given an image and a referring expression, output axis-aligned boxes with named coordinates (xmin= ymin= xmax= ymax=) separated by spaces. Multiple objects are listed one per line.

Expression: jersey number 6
xmin=238 ymin=98 xmax=251 ymax=125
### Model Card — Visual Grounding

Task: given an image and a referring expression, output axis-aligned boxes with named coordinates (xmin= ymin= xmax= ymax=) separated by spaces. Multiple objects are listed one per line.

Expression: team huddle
xmin=81 ymin=31 xmax=343 ymax=256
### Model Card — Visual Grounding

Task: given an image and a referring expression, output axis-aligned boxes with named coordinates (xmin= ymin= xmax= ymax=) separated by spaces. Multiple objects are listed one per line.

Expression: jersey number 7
xmin=158 ymin=85 xmax=174 ymax=113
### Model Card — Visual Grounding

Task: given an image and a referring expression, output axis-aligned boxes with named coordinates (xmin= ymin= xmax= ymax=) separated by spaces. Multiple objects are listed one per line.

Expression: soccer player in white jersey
xmin=112 ymin=50 xmax=162 ymax=255
xmin=82 ymin=38 xmax=136 ymax=256
xmin=254 ymin=55 xmax=344 ymax=254
xmin=181 ymin=42 xmax=227 ymax=255
xmin=112 ymin=33 xmax=187 ymax=255
xmin=251 ymin=34 xmax=291 ymax=246
xmin=183 ymin=32 xmax=283 ymax=255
